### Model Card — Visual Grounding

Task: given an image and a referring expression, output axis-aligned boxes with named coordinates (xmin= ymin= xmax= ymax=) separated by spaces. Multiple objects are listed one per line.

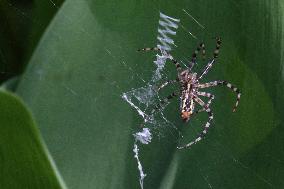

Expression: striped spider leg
xmin=177 ymin=96 xmax=214 ymax=149
xmin=189 ymin=42 xmax=206 ymax=70
xmin=197 ymin=80 xmax=241 ymax=112
xmin=198 ymin=37 xmax=221 ymax=80
xmin=137 ymin=47 xmax=182 ymax=72
xmin=190 ymin=91 xmax=215 ymax=114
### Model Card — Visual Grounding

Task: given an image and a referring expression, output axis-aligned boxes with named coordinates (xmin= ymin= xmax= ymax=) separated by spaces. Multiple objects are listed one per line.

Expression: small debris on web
xmin=133 ymin=128 xmax=152 ymax=144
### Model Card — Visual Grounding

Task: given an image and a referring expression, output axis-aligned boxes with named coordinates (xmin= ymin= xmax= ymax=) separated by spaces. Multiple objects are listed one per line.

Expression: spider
xmin=138 ymin=37 xmax=241 ymax=149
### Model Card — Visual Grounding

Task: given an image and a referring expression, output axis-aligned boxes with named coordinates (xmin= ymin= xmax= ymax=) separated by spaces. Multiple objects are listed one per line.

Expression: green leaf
xmin=16 ymin=0 xmax=284 ymax=188
xmin=0 ymin=90 xmax=66 ymax=189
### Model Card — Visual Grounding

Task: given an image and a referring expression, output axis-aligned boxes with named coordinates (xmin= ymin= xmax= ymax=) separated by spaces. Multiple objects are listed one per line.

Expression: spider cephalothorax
xmin=138 ymin=37 xmax=241 ymax=149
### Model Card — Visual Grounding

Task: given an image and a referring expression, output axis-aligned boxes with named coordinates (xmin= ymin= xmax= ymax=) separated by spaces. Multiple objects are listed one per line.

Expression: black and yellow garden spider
xmin=138 ymin=37 xmax=241 ymax=149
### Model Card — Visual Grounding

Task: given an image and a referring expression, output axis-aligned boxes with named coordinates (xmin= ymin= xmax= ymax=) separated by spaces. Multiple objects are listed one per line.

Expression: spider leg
xmin=198 ymin=80 xmax=241 ymax=112
xmin=191 ymin=92 xmax=214 ymax=116
xmin=196 ymin=91 xmax=215 ymax=108
xmin=191 ymin=108 xmax=205 ymax=116
xmin=168 ymin=56 xmax=182 ymax=72
xmin=189 ymin=42 xmax=206 ymax=70
xmin=156 ymin=79 xmax=179 ymax=91
xmin=198 ymin=37 xmax=221 ymax=80
xmin=177 ymin=96 xmax=213 ymax=149
xmin=137 ymin=47 xmax=182 ymax=72
xmin=150 ymin=92 xmax=178 ymax=115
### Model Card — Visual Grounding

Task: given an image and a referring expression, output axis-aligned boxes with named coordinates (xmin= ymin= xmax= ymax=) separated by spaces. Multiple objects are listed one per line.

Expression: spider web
xmin=122 ymin=13 xmax=180 ymax=188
